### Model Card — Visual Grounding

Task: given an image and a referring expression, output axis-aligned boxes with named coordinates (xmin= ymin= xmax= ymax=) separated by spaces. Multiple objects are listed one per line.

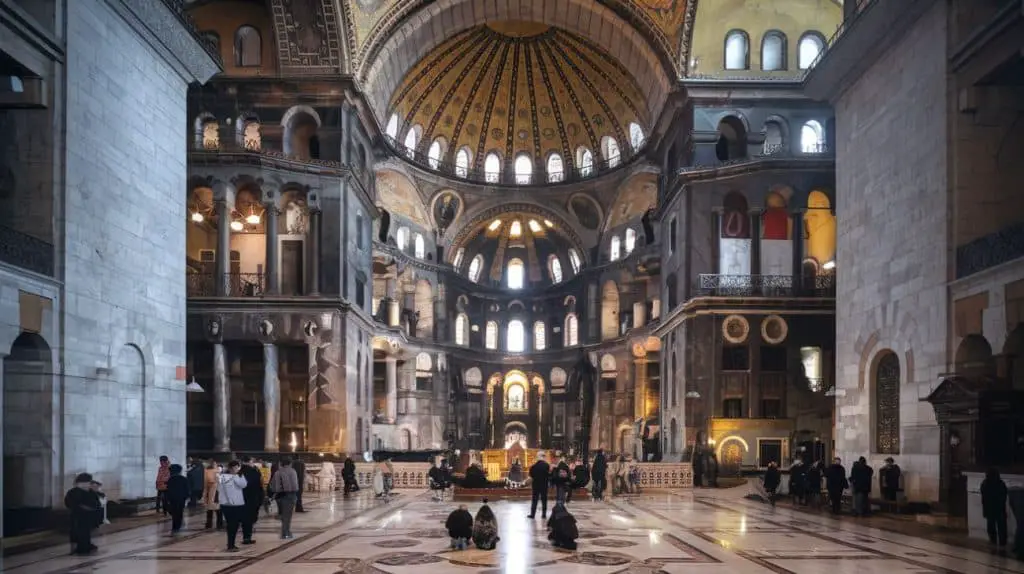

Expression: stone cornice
xmin=653 ymin=296 xmax=835 ymax=336
xmin=105 ymin=0 xmax=221 ymax=83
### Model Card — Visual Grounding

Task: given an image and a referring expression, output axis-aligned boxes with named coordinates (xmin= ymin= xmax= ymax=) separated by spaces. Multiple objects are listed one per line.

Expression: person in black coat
xmin=528 ymin=454 xmax=551 ymax=519
xmin=239 ymin=456 xmax=264 ymax=544
xmin=292 ymin=458 xmax=306 ymax=512
xmin=880 ymin=457 xmax=901 ymax=502
xmin=165 ymin=464 xmax=191 ymax=534
xmin=789 ymin=460 xmax=807 ymax=505
xmin=342 ymin=458 xmax=358 ymax=495
xmin=981 ymin=467 xmax=1009 ymax=548
xmin=592 ymin=450 xmax=608 ymax=501
xmin=849 ymin=457 xmax=873 ymax=516
xmin=186 ymin=458 xmax=204 ymax=509
xmin=65 ymin=473 xmax=102 ymax=555
xmin=567 ymin=459 xmax=589 ymax=504
xmin=551 ymin=456 xmax=572 ymax=504
xmin=762 ymin=462 xmax=781 ymax=506
xmin=805 ymin=461 xmax=823 ymax=507
xmin=547 ymin=502 xmax=579 ymax=550
xmin=445 ymin=504 xmax=474 ymax=550
xmin=825 ymin=457 xmax=849 ymax=514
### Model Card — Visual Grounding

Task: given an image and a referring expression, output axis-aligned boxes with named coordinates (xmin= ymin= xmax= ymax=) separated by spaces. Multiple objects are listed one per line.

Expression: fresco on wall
xmin=569 ymin=195 xmax=602 ymax=231
xmin=607 ymin=173 xmax=657 ymax=230
xmin=376 ymin=170 xmax=430 ymax=229
xmin=432 ymin=190 xmax=461 ymax=234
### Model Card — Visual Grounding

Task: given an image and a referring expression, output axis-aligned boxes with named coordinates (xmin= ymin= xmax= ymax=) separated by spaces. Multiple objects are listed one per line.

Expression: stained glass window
xmin=875 ymin=353 xmax=900 ymax=454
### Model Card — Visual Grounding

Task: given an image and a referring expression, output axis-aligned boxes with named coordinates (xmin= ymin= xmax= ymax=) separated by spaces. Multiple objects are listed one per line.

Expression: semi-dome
xmin=385 ymin=21 xmax=649 ymax=183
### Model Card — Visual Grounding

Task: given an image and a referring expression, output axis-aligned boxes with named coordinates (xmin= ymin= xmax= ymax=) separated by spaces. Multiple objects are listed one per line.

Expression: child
xmin=165 ymin=464 xmax=191 ymax=534
xmin=547 ymin=502 xmax=579 ymax=550
xmin=472 ymin=499 xmax=500 ymax=550
xmin=445 ymin=504 xmax=473 ymax=550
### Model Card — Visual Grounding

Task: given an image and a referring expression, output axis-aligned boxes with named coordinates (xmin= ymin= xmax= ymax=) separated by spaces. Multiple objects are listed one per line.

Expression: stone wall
xmin=59 ymin=0 xmax=197 ymax=501
xmin=833 ymin=2 xmax=948 ymax=502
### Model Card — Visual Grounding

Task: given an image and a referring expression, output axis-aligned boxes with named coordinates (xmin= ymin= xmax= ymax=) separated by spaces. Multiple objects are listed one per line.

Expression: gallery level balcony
xmin=187 ymin=272 xmax=266 ymax=297
xmin=0 ymin=225 xmax=54 ymax=277
xmin=697 ymin=273 xmax=836 ymax=298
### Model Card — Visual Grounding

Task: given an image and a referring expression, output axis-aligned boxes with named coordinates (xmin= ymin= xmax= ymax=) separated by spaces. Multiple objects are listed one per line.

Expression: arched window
xmin=240 ymin=118 xmax=261 ymax=150
xmin=201 ymin=118 xmax=219 ymax=149
xmin=507 ymin=320 xmax=525 ymax=352
xmin=507 ymin=258 xmax=525 ymax=289
xmin=761 ymin=31 xmax=786 ymax=71
xmin=610 ymin=236 xmax=622 ymax=261
xmin=468 ymin=254 xmax=484 ymax=282
xmin=455 ymin=147 xmax=471 ymax=178
xmin=547 ymin=153 xmax=565 ymax=183
xmin=514 ymin=154 xmax=533 ymax=184
xmin=724 ymin=30 xmax=749 ymax=70
xmin=396 ymin=227 xmax=409 ymax=251
xmin=455 ymin=314 xmax=469 ymax=345
xmin=534 ymin=321 xmax=547 ymax=350
xmin=427 ymin=140 xmax=443 ymax=169
xmin=564 ymin=313 xmax=579 ymax=346
xmin=452 ymin=247 xmax=465 ymax=269
xmin=484 ymin=153 xmax=501 ymax=183
xmin=798 ymin=33 xmax=825 ymax=69
xmin=506 ymin=384 xmax=526 ymax=412
xmin=385 ymin=114 xmax=399 ymax=139
xmin=234 ymin=26 xmax=261 ymax=67
xmin=874 ymin=352 xmax=900 ymax=454
xmin=509 ymin=220 xmax=522 ymax=238
xmin=568 ymin=249 xmax=582 ymax=273
xmin=485 ymin=321 xmax=498 ymax=349
xmin=576 ymin=147 xmax=594 ymax=177
xmin=629 ymin=123 xmax=645 ymax=151
xmin=548 ymin=255 xmax=563 ymax=283
xmin=602 ymin=136 xmax=621 ymax=167
xmin=624 ymin=228 xmax=637 ymax=254
xmin=763 ymin=121 xmax=784 ymax=154
xmin=801 ymin=120 xmax=825 ymax=153
xmin=403 ymin=126 xmax=420 ymax=158
xmin=528 ymin=220 xmax=542 ymax=233
xmin=414 ymin=233 xmax=425 ymax=258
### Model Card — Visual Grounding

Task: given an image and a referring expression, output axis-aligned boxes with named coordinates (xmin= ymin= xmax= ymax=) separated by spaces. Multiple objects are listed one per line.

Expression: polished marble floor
xmin=4 ymin=486 xmax=1024 ymax=574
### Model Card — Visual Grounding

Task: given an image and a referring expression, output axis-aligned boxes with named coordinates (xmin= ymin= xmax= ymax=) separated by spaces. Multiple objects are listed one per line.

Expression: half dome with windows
xmin=449 ymin=210 xmax=585 ymax=290
xmin=383 ymin=21 xmax=649 ymax=186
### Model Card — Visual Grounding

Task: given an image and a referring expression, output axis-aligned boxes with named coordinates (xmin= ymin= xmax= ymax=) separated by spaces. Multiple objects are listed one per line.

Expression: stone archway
xmin=3 ymin=332 xmax=54 ymax=529
xmin=116 ymin=344 xmax=146 ymax=501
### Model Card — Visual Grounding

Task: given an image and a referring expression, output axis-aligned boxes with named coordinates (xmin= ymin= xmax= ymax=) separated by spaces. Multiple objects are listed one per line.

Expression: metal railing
xmin=804 ymin=0 xmax=880 ymax=72
xmin=187 ymin=272 xmax=266 ymax=297
xmin=382 ymin=135 xmax=644 ymax=186
xmin=698 ymin=273 xmax=836 ymax=297
xmin=0 ymin=225 xmax=54 ymax=276
xmin=956 ymin=221 xmax=1024 ymax=279
xmin=158 ymin=0 xmax=222 ymax=64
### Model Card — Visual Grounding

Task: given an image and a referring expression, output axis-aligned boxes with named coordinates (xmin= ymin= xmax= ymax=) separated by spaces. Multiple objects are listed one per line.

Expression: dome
xmin=450 ymin=208 xmax=585 ymax=289
xmin=386 ymin=22 xmax=649 ymax=182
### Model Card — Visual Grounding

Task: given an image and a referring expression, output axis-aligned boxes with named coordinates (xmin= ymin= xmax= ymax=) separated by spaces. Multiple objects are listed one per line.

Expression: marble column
xmin=263 ymin=343 xmax=280 ymax=451
xmin=633 ymin=301 xmax=646 ymax=328
xmin=216 ymin=200 xmax=231 ymax=296
xmin=308 ymin=209 xmax=321 ymax=295
xmin=213 ymin=343 xmax=231 ymax=452
xmin=386 ymin=279 xmax=400 ymax=327
xmin=634 ymin=358 xmax=648 ymax=420
xmin=265 ymin=205 xmax=280 ymax=295
xmin=385 ymin=357 xmax=397 ymax=423
xmin=792 ymin=210 xmax=805 ymax=293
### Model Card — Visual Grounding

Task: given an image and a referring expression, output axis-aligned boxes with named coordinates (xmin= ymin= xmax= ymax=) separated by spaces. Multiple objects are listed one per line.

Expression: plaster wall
xmin=832 ymin=2 xmax=948 ymax=502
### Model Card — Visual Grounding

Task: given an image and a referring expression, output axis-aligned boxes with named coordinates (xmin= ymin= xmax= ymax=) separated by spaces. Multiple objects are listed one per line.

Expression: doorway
xmin=281 ymin=239 xmax=304 ymax=295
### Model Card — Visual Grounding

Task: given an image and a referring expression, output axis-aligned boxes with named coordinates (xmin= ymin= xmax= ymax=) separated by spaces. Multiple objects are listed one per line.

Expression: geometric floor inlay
xmin=4 ymin=485 xmax=1024 ymax=573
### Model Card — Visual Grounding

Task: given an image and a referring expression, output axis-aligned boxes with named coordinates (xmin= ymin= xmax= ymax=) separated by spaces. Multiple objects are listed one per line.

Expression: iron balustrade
xmin=158 ymin=0 xmax=222 ymax=64
xmin=803 ymin=0 xmax=880 ymax=72
xmin=382 ymin=135 xmax=643 ymax=186
xmin=956 ymin=221 xmax=1024 ymax=279
xmin=187 ymin=272 xmax=266 ymax=297
xmin=0 ymin=225 xmax=54 ymax=276
xmin=698 ymin=273 xmax=835 ymax=297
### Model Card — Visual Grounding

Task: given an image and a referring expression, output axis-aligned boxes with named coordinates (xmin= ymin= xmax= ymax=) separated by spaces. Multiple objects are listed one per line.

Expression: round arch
xmin=447 ymin=202 xmax=586 ymax=256
xmin=359 ymin=0 xmax=676 ymax=125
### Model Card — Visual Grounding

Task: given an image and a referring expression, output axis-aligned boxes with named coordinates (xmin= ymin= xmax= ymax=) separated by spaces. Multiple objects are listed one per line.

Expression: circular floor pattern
xmin=591 ymin=538 xmax=638 ymax=548
xmin=563 ymin=551 xmax=632 ymax=566
xmin=372 ymin=538 xmax=421 ymax=548
xmin=374 ymin=552 xmax=444 ymax=566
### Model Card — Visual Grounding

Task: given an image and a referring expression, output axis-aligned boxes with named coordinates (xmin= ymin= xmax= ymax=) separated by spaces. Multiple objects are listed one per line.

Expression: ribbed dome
xmin=386 ymin=22 xmax=648 ymax=178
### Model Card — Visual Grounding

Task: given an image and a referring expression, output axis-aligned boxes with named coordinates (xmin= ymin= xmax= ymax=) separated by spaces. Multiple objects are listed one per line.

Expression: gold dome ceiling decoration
xmin=387 ymin=22 xmax=649 ymax=178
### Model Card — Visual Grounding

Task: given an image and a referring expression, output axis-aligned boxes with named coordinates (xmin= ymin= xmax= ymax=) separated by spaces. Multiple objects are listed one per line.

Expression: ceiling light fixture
xmin=245 ymin=208 xmax=261 ymax=225
xmin=488 ymin=219 xmax=502 ymax=231
xmin=185 ymin=376 xmax=205 ymax=393
xmin=230 ymin=220 xmax=244 ymax=232
xmin=544 ymin=220 xmax=554 ymax=228
xmin=823 ymin=260 xmax=836 ymax=270
xmin=191 ymin=212 xmax=204 ymax=223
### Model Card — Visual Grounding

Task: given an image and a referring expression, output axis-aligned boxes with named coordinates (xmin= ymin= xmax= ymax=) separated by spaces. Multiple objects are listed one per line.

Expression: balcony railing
xmin=187 ymin=273 xmax=265 ymax=297
xmin=0 ymin=225 xmax=54 ymax=276
xmin=158 ymin=0 xmax=222 ymax=65
xmin=698 ymin=274 xmax=835 ymax=297
xmin=956 ymin=221 xmax=1024 ymax=279
xmin=382 ymin=135 xmax=645 ymax=186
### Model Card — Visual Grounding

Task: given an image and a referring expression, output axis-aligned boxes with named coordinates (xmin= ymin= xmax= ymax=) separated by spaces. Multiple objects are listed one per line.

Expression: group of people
xmin=762 ymin=456 xmax=903 ymax=516
xmin=64 ymin=473 xmax=108 ymax=555
xmin=443 ymin=497 xmax=579 ymax=552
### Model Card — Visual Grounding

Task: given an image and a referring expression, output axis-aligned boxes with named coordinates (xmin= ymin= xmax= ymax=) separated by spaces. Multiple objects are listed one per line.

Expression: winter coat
xmin=202 ymin=467 xmax=220 ymax=509
xmin=187 ymin=464 xmax=204 ymax=492
xmin=825 ymin=463 xmax=848 ymax=492
xmin=547 ymin=504 xmax=579 ymax=543
xmin=981 ymin=477 xmax=1008 ymax=518
xmin=472 ymin=507 xmax=499 ymax=550
xmin=217 ymin=474 xmax=247 ymax=507
xmin=529 ymin=460 xmax=551 ymax=490
xmin=763 ymin=467 xmax=781 ymax=491
xmin=571 ymin=465 xmax=590 ymax=489
xmin=155 ymin=461 xmax=170 ymax=491
xmin=445 ymin=508 xmax=474 ymax=539
xmin=850 ymin=462 xmax=874 ymax=494
xmin=592 ymin=453 xmax=607 ymax=478
xmin=241 ymin=465 xmax=264 ymax=507
xmin=165 ymin=474 xmax=190 ymax=506
xmin=552 ymin=462 xmax=571 ymax=485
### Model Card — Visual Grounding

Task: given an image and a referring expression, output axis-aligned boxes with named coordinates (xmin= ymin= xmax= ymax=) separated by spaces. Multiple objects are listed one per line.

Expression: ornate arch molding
xmin=852 ymin=304 xmax=922 ymax=393
xmin=447 ymin=202 xmax=586 ymax=257
xmin=357 ymin=0 xmax=676 ymax=126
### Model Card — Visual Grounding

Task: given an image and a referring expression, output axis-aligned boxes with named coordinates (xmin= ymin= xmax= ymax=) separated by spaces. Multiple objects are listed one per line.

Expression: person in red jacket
xmin=155 ymin=455 xmax=171 ymax=516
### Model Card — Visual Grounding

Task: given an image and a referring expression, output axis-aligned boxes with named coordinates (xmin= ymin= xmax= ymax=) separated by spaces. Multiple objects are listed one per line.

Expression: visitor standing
xmin=187 ymin=457 xmax=204 ymax=510
xmin=880 ymin=457 xmax=902 ymax=502
xmin=269 ymin=458 xmax=299 ymax=539
xmin=592 ymin=449 xmax=608 ymax=500
xmin=155 ymin=455 xmax=171 ymax=516
xmin=65 ymin=472 xmax=102 ymax=555
xmin=203 ymin=460 xmax=223 ymax=529
xmin=552 ymin=455 xmax=571 ymax=504
xmin=342 ymin=458 xmax=357 ymax=495
xmin=825 ymin=457 xmax=848 ymax=514
xmin=293 ymin=457 xmax=307 ymax=512
xmin=981 ymin=467 xmax=1009 ymax=549
xmin=239 ymin=456 xmax=264 ymax=544
xmin=217 ymin=461 xmax=248 ymax=552
xmin=165 ymin=464 xmax=190 ymax=535
xmin=850 ymin=456 xmax=873 ymax=516
xmin=763 ymin=461 xmax=781 ymax=507
xmin=527 ymin=452 xmax=551 ymax=519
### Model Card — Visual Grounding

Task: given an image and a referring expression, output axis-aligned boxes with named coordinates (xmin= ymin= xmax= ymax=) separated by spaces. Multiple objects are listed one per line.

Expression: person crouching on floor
xmin=445 ymin=504 xmax=473 ymax=550
xmin=65 ymin=472 xmax=102 ymax=555
xmin=472 ymin=499 xmax=500 ymax=550
xmin=547 ymin=502 xmax=579 ymax=550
